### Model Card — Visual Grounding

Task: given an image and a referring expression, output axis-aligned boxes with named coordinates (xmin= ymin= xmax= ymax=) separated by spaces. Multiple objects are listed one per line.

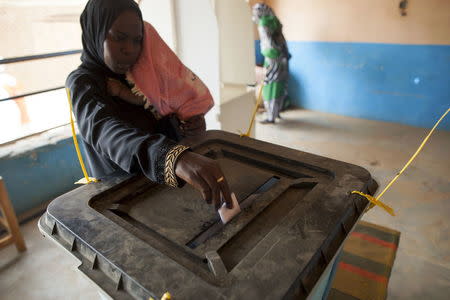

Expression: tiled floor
xmin=1 ymin=109 xmax=449 ymax=299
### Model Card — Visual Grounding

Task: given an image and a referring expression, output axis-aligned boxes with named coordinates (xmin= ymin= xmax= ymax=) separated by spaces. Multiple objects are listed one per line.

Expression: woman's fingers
xmin=218 ymin=176 xmax=233 ymax=209
xmin=106 ymin=78 xmax=122 ymax=97
xmin=201 ymin=168 xmax=233 ymax=210
xmin=174 ymin=151 xmax=233 ymax=210
xmin=202 ymin=173 xmax=222 ymax=210
xmin=184 ymin=172 xmax=211 ymax=204
xmin=194 ymin=174 xmax=212 ymax=205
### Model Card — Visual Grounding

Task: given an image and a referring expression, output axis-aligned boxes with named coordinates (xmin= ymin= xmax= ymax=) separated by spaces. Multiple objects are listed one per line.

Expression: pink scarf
xmin=127 ymin=21 xmax=213 ymax=121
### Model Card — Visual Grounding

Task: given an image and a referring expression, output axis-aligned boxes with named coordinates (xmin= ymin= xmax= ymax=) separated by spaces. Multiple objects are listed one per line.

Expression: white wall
xmin=263 ymin=0 xmax=450 ymax=44
xmin=174 ymin=0 xmax=221 ymax=129
xmin=140 ymin=0 xmax=177 ymax=51
xmin=216 ymin=0 xmax=255 ymax=85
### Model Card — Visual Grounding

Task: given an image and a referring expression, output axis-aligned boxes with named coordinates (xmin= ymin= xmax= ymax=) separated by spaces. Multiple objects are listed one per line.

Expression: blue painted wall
xmin=0 ymin=137 xmax=83 ymax=215
xmin=255 ymin=40 xmax=450 ymax=130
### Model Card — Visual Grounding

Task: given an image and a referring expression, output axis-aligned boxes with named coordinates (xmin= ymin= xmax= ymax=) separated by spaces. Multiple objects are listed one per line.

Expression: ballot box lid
xmin=39 ymin=130 xmax=377 ymax=300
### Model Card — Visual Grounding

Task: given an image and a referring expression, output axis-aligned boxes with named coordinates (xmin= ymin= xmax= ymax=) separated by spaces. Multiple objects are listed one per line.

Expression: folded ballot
xmin=218 ymin=192 xmax=241 ymax=224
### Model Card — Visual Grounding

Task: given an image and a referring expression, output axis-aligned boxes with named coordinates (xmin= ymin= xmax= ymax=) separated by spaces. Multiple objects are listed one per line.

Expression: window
xmin=0 ymin=0 xmax=88 ymax=144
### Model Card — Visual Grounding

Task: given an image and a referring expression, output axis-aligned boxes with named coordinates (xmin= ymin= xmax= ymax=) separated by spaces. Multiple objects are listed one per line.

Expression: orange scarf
xmin=127 ymin=21 xmax=213 ymax=121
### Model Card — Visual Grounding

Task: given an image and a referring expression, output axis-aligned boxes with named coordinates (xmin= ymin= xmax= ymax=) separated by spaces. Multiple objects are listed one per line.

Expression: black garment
xmin=67 ymin=68 xmax=180 ymax=183
xmin=66 ymin=0 xmax=181 ymax=183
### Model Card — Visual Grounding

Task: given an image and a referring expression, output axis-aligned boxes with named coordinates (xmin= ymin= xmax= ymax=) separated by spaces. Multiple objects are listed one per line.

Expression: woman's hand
xmin=107 ymin=78 xmax=125 ymax=97
xmin=107 ymin=78 xmax=146 ymax=106
xmin=175 ymin=151 xmax=233 ymax=210
xmin=180 ymin=115 xmax=206 ymax=137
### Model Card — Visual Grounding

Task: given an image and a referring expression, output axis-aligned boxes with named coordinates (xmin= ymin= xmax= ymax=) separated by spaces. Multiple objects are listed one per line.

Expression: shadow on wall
xmin=284 ymin=41 xmax=450 ymax=130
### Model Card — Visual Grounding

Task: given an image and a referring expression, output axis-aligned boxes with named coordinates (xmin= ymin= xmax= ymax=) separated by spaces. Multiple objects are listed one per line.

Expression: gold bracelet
xmin=164 ymin=145 xmax=189 ymax=187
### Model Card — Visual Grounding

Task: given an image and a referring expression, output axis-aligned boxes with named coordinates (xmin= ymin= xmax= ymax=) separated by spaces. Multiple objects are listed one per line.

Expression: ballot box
xmin=39 ymin=130 xmax=377 ymax=300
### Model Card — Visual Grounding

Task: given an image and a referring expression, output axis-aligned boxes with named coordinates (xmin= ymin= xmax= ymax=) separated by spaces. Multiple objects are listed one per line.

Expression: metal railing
xmin=0 ymin=49 xmax=82 ymax=102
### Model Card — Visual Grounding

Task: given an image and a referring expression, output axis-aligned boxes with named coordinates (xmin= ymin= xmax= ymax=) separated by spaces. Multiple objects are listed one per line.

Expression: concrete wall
xmin=0 ymin=128 xmax=83 ymax=216
xmin=251 ymin=0 xmax=450 ymax=129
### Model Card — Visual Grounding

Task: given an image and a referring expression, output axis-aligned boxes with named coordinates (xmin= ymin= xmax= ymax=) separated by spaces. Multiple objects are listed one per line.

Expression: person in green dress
xmin=252 ymin=3 xmax=290 ymax=124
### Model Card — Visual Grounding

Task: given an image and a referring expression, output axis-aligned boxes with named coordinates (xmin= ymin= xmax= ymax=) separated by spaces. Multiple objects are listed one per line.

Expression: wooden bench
xmin=0 ymin=176 xmax=26 ymax=252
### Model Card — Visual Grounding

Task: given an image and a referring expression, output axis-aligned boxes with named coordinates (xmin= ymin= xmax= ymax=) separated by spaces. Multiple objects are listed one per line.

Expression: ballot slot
xmin=185 ymin=176 xmax=280 ymax=249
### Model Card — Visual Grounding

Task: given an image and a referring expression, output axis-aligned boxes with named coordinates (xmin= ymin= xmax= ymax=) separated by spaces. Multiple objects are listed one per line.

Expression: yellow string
xmin=239 ymin=84 xmax=264 ymax=137
xmin=352 ymin=107 xmax=449 ymax=216
xmin=161 ymin=292 xmax=171 ymax=300
xmin=66 ymin=88 xmax=98 ymax=185
xmin=148 ymin=292 xmax=171 ymax=300
xmin=352 ymin=191 xmax=396 ymax=216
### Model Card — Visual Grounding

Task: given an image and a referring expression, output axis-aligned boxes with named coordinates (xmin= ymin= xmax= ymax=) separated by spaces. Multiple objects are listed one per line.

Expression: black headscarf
xmin=80 ymin=0 xmax=143 ymax=78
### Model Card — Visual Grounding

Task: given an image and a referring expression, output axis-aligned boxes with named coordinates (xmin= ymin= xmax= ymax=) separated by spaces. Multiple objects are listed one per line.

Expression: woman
xmin=66 ymin=0 xmax=232 ymax=210
xmin=252 ymin=3 xmax=290 ymax=124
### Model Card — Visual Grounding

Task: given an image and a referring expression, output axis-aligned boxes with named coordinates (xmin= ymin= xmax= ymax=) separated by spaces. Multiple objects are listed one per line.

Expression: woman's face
xmin=103 ymin=10 xmax=143 ymax=74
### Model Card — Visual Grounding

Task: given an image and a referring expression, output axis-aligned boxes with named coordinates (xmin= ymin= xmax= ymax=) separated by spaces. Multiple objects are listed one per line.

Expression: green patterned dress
xmin=253 ymin=4 xmax=290 ymax=123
